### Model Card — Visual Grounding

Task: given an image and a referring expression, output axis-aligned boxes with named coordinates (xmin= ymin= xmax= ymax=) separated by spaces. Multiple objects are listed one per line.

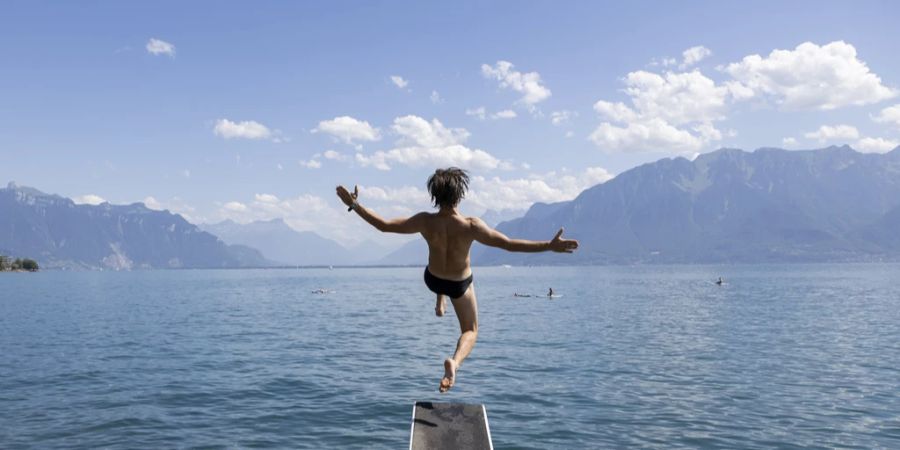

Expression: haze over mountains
xmin=4 ymin=145 xmax=900 ymax=269
xmin=477 ymin=145 xmax=900 ymax=265
xmin=199 ymin=218 xmax=389 ymax=266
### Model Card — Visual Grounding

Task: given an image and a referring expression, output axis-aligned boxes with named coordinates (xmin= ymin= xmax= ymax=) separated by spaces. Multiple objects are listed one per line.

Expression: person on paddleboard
xmin=336 ymin=167 xmax=578 ymax=392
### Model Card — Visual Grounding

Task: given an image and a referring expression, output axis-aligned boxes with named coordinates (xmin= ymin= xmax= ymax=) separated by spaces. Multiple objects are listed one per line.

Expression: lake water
xmin=2 ymin=265 xmax=900 ymax=449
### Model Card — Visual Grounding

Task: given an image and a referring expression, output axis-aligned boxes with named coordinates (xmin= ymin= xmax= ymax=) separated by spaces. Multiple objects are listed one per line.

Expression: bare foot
xmin=439 ymin=358 xmax=457 ymax=393
xmin=435 ymin=295 xmax=446 ymax=317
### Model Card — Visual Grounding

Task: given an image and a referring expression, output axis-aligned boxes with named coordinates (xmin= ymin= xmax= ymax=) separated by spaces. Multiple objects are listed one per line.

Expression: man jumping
xmin=336 ymin=167 xmax=578 ymax=392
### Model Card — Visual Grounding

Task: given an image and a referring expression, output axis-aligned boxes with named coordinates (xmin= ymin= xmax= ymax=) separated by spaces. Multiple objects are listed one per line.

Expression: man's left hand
xmin=336 ymin=185 xmax=359 ymax=207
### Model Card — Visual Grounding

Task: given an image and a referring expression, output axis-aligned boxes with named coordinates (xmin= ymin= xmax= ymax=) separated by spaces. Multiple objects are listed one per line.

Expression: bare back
xmin=419 ymin=211 xmax=477 ymax=280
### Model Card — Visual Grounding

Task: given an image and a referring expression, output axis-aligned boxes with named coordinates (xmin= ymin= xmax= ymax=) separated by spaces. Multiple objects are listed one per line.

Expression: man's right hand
xmin=336 ymin=185 xmax=358 ymax=207
xmin=549 ymin=228 xmax=579 ymax=253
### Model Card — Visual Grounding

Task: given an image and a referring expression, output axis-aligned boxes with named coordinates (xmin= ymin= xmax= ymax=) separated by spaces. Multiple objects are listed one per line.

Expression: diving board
xmin=409 ymin=402 xmax=493 ymax=450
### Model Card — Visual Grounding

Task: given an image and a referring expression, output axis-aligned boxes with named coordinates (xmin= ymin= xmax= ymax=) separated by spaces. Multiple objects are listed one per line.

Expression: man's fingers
xmin=353 ymin=185 xmax=359 ymax=198
xmin=553 ymin=227 xmax=564 ymax=241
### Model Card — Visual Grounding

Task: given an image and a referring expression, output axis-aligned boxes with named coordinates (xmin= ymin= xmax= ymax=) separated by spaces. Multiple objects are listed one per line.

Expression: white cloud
xmin=466 ymin=107 xmax=487 ymax=120
xmin=723 ymin=41 xmax=897 ymax=110
xmin=214 ymin=119 xmax=273 ymax=140
xmin=182 ymin=169 xmax=191 ymax=178
xmin=803 ymin=124 xmax=860 ymax=143
xmin=214 ymin=192 xmax=366 ymax=245
xmin=466 ymin=106 xmax=517 ymax=120
xmin=360 ymin=185 xmax=431 ymax=204
xmin=872 ymin=104 xmax=900 ymax=128
xmin=590 ymin=118 xmax=708 ymax=154
xmin=481 ymin=60 xmax=551 ymax=108
xmin=782 ymin=137 xmax=798 ymax=148
xmin=550 ymin=110 xmax=577 ymax=126
xmin=299 ymin=159 xmax=322 ymax=169
xmin=146 ymin=38 xmax=175 ymax=57
xmin=430 ymin=90 xmax=444 ymax=104
xmin=323 ymin=150 xmax=348 ymax=161
xmin=314 ymin=116 xmax=381 ymax=145
xmin=143 ymin=196 xmax=163 ymax=210
xmin=590 ymin=70 xmax=731 ymax=154
xmin=390 ymin=75 xmax=409 ymax=89
xmin=73 ymin=194 xmax=106 ymax=205
xmin=650 ymin=57 xmax=678 ymax=68
xmin=223 ymin=201 xmax=248 ymax=212
xmin=680 ymin=45 xmax=712 ymax=69
xmin=143 ymin=196 xmax=199 ymax=222
xmin=356 ymin=145 xmax=501 ymax=172
xmin=255 ymin=193 xmax=279 ymax=203
xmin=467 ymin=167 xmax=614 ymax=213
xmin=355 ymin=115 xmax=503 ymax=171
xmin=855 ymin=137 xmax=899 ymax=153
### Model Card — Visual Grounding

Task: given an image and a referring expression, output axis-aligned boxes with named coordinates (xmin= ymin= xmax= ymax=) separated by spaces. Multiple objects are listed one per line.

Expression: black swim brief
xmin=424 ymin=267 xmax=473 ymax=299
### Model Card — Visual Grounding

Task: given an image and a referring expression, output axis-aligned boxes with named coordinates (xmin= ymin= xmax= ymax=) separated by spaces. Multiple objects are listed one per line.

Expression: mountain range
xmin=477 ymin=145 xmax=900 ymax=265
xmin=199 ymin=218 xmax=389 ymax=266
xmin=5 ymin=145 xmax=900 ymax=269
xmin=0 ymin=182 xmax=270 ymax=269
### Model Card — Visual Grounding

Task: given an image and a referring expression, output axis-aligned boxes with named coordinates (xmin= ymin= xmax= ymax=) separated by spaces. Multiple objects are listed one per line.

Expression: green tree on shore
xmin=0 ymin=255 xmax=39 ymax=272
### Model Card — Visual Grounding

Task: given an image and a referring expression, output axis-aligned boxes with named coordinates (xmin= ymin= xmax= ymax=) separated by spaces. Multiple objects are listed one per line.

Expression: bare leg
xmin=434 ymin=294 xmax=446 ymax=317
xmin=440 ymin=284 xmax=478 ymax=393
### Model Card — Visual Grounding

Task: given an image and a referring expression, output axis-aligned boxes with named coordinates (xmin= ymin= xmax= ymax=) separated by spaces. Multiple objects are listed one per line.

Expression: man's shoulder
xmin=464 ymin=215 xmax=488 ymax=228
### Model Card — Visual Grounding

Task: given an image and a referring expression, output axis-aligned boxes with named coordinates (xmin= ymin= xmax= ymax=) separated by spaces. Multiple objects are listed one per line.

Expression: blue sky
xmin=3 ymin=1 xmax=900 ymax=247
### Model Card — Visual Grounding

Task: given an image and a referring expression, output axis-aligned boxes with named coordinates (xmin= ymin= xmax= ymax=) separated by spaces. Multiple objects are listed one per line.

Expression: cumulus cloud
xmin=143 ymin=196 xmax=199 ymax=222
xmin=481 ymin=60 xmax=551 ymax=108
xmin=223 ymin=201 xmax=248 ymax=212
xmin=146 ymin=38 xmax=175 ymax=56
xmin=323 ymin=150 xmax=348 ymax=161
xmin=467 ymin=167 xmax=614 ymax=213
xmin=73 ymin=194 xmax=106 ymax=205
xmin=855 ymin=137 xmax=899 ymax=153
xmin=299 ymin=159 xmax=322 ymax=169
xmin=680 ymin=45 xmax=712 ymax=69
xmin=803 ymin=124 xmax=860 ymax=143
xmin=723 ymin=41 xmax=897 ymax=110
xmin=466 ymin=106 xmax=517 ymax=120
xmin=390 ymin=75 xmax=409 ymax=89
xmin=214 ymin=192 xmax=365 ymax=245
xmin=214 ymin=119 xmax=273 ymax=140
xmin=872 ymin=104 xmax=900 ymax=128
xmin=314 ymin=116 xmax=381 ymax=145
xmin=355 ymin=115 xmax=503 ymax=171
xmin=430 ymin=90 xmax=444 ymax=104
xmin=360 ymin=185 xmax=431 ymax=204
xmin=550 ymin=110 xmax=577 ymax=126
xmin=590 ymin=70 xmax=731 ymax=154
xmin=782 ymin=137 xmax=799 ymax=148
xmin=465 ymin=107 xmax=487 ymax=120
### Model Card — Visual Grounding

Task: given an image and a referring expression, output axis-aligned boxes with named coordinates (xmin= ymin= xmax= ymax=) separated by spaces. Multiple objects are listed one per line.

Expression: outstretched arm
xmin=336 ymin=185 xmax=425 ymax=234
xmin=470 ymin=217 xmax=578 ymax=253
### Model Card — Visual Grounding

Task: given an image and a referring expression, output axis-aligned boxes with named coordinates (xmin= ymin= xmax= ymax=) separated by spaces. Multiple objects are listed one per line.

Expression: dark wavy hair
xmin=427 ymin=167 xmax=469 ymax=208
